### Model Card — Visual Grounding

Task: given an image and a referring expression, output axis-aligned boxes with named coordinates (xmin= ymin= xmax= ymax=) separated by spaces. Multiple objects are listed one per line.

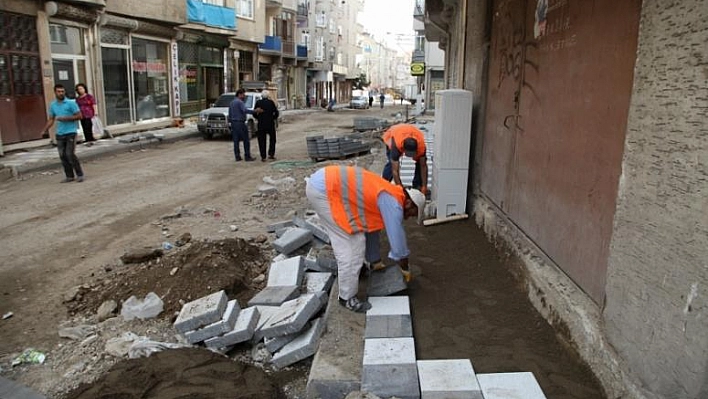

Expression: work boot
xmin=365 ymin=260 xmax=386 ymax=272
xmin=338 ymin=297 xmax=371 ymax=313
xmin=245 ymin=156 xmax=256 ymax=162
xmin=400 ymin=267 xmax=412 ymax=283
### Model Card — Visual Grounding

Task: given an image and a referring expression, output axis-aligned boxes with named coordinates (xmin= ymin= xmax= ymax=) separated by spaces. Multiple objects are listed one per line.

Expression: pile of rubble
xmin=171 ymin=213 xmax=338 ymax=369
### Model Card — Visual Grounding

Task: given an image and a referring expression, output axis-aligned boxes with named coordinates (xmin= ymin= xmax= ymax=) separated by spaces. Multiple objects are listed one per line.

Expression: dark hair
xmin=236 ymin=88 xmax=246 ymax=95
xmin=75 ymin=83 xmax=88 ymax=93
xmin=54 ymin=84 xmax=65 ymax=91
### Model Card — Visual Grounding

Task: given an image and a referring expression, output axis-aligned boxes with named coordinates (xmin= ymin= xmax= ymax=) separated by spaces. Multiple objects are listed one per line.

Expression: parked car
xmin=350 ymin=95 xmax=369 ymax=109
xmin=197 ymin=91 xmax=262 ymax=139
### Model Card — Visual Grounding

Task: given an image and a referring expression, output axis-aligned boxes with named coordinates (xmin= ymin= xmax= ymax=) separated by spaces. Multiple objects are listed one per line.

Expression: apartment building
xmin=412 ymin=0 xmax=444 ymax=109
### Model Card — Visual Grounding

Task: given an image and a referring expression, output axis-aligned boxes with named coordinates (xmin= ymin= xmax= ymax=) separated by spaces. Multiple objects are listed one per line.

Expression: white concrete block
xmin=271 ymin=317 xmax=326 ymax=369
xmin=362 ymin=337 xmax=419 ymax=399
xmin=304 ymin=272 xmax=334 ymax=294
xmin=183 ymin=299 xmax=241 ymax=344
xmin=417 ymin=359 xmax=482 ymax=399
xmin=174 ymin=290 xmax=228 ymax=333
xmin=267 ymin=256 xmax=305 ymax=287
xmin=204 ymin=307 xmax=260 ymax=349
xmin=365 ymin=296 xmax=412 ymax=338
xmin=477 ymin=372 xmax=547 ymax=399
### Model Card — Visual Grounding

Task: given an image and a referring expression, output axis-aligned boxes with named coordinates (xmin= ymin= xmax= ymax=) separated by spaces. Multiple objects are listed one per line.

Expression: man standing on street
xmin=382 ymin=123 xmax=428 ymax=195
xmin=306 ymin=165 xmax=426 ymax=313
xmin=379 ymin=93 xmax=385 ymax=109
xmin=228 ymin=88 xmax=257 ymax=162
xmin=254 ymin=90 xmax=279 ymax=162
xmin=40 ymin=84 xmax=84 ymax=183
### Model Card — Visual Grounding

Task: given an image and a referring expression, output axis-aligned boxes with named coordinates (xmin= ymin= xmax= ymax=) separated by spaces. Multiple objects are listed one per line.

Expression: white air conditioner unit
xmin=431 ymin=89 xmax=473 ymax=218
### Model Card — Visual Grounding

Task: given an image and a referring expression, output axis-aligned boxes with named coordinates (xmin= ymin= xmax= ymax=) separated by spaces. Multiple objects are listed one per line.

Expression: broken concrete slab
xmin=267 ymin=220 xmax=294 ymax=233
xmin=271 ymin=317 xmax=326 ymax=369
xmin=258 ymin=184 xmax=278 ymax=195
xmin=204 ymin=307 xmax=261 ymax=349
xmin=273 ymin=227 xmax=313 ymax=254
xmin=306 ymin=281 xmax=365 ymax=399
xmin=183 ymin=299 xmax=241 ymax=344
xmin=365 ymin=296 xmax=412 ymax=338
xmin=367 ymin=266 xmax=407 ymax=297
xmin=304 ymin=247 xmax=338 ymax=274
xmin=267 ymin=256 xmax=305 ymax=287
xmin=174 ymin=290 xmax=228 ymax=333
xmin=252 ymin=305 xmax=283 ymax=343
xmin=417 ymin=359 xmax=482 ymax=399
xmin=272 ymin=253 xmax=289 ymax=262
xmin=476 ymin=372 xmax=547 ymax=399
xmin=294 ymin=217 xmax=331 ymax=244
xmin=304 ymin=272 xmax=335 ymax=294
xmin=256 ymin=293 xmax=326 ymax=341
xmin=247 ymin=286 xmax=301 ymax=307
xmin=362 ymin=337 xmax=419 ymax=399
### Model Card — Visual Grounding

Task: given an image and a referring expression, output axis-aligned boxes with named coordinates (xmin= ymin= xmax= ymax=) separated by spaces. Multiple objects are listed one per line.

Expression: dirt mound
xmin=67 ymin=238 xmax=269 ymax=318
xmin=66 ymin=348 xmax=285 ymax=399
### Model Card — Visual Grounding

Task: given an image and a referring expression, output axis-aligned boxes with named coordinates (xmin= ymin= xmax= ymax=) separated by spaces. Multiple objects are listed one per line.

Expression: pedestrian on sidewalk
xmin=305 ymin=165 xmax=426 ymax=313
xmin=39 ymin=84 xmax=84 ymax=183
xmin=379 ymin=93 xmax=385 ymax=109
xmin=382 ymin=123 xmax=429 ymax=195
xmin=75 ymin=83 xmax=98 ymax=144
xmin=306 ymin=92 xmax=311 ymax=108
xmin=228 ymin=88 xmax=259 ymax=162
xmin=369 ymin=95 xmax=374 ymax=108
xmin=254 ymin=90 xmax=279 ymax=162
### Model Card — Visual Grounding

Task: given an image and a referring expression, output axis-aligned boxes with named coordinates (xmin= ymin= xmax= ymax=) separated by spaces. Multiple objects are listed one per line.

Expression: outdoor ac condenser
xmin=431 ymin=89 xmax=473 ymax=218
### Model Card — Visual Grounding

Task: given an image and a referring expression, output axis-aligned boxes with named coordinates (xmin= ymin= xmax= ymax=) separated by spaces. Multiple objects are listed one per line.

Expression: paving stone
xmin=264 ymin=324 xmax=307 ymax=353
xmin=362 ymin=337 xmax=419 ymax=399
xmin=304 ymin=247 xmax=338 ymax=274
xmin=275 ymin=227 xmax=292 ymax=238
xmin=365 ymin=296 xmax=412 ymax=338
xmin=304 ymin=272 xmax=334 ymax=294
xmin=367 ymin=266 xmax=407 ymax=297
xmin=477 ymin=372 xmax=547 ymax=399
xmin=204 ymin=307 xmax=260 ymax=349
xmin=272 ymin=253 xmax=289 ymax=262
xmin=256 ymin=293 xmax=326 ymax=340
xmin=267 ymin=256 xmax=305 ymax=287
xmin=273 ymin=227 xmax=313 ymax=254
xmin=174 ymin=290 xmax=228 ymax=333
xmin=294 ymin=217 xmax=331 ymax=244
xmin=247 ymin=286 xmax=301 ymax=306
xmin=417 ymin=359 xmax=482 ymax=399
xmin=271 ymin=317 xmax=326 ymax=369
xmin=184 ymin=299 xmax=241 ymax=344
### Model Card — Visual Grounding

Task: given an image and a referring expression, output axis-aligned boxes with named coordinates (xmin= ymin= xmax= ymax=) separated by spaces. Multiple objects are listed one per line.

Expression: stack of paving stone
xmin=359 ymin=294 xmax=548 ymax=398
xmin=305 ymin=135 xmax=371 ymax=160
xmin=353 ymin=117 xmax=387 ymax=131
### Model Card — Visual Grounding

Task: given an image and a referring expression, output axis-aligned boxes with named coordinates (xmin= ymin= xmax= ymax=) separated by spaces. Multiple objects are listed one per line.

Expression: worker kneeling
xmin=306 ymin=165 xmax=426 ymax=313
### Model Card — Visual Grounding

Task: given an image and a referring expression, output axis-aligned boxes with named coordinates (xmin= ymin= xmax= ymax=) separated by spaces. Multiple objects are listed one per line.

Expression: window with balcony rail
xmin=236 ymin=0 xmax=253 ymax=19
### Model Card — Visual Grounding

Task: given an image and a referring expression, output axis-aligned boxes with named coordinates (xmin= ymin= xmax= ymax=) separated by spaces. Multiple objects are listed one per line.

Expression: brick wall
xmin=604 ymin=1 xmax=708 ymax=398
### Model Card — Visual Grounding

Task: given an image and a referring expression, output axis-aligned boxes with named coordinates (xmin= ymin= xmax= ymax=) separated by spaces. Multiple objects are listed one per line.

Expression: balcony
xmin=259 ymin=35 xmax=283 ymax=54
xmin=266 ymin=0 xmax=283 ymax=9
xmin=186 ymin=0 xmax=236 ymax=30
xmin=297 ymin=2 xmax=309 ymax=19
xmin=414 ymin=0 xmax=424 ymax=20
xmin=297 ymin=45 xmax=308 ymax=59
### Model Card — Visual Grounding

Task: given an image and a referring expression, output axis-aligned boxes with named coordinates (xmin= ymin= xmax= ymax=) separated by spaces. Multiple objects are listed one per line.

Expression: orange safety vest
xmin=382 ymin=124 xmax=427 ymax=161
xmin=324 ymin=165 xmax=406 ymax=234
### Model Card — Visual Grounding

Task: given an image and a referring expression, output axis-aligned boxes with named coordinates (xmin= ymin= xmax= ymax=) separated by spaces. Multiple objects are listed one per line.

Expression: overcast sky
xmin=360 ymin=0 xmax=416 ymax=51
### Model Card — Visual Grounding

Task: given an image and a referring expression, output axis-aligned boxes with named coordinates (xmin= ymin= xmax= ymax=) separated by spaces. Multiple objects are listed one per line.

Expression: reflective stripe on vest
xmin=325 ymin=165 xmax=405 ymax=234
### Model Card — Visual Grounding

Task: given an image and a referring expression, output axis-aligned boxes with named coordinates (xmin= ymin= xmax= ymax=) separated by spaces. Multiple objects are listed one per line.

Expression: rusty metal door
xmin=480 ymin=0 xmax=641 ymax=304
xmin=0 ymin=12 xmax=46 ymax=144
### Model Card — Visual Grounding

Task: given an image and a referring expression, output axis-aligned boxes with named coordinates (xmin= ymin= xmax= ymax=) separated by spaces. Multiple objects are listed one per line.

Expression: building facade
xmin=418 ymin=0 xmax=708 ymax=398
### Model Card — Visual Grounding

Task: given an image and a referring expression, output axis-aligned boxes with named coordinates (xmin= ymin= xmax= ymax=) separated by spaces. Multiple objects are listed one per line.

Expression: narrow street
xmin=0 ymin=105 xmax=601 ymax=398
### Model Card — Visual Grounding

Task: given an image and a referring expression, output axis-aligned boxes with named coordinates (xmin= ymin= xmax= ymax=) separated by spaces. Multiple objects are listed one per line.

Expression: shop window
xmin=132 ymin=38 xmax=170 ymax=121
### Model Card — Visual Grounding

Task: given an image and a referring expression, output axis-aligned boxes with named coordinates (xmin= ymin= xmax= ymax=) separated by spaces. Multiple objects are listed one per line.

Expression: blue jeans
xmin=56 ymin=133 xmax=83 ymax=178
xmin=231 ymin=122 xmax=251 ymax=160
xmin=382 ymin=147 xmax=422 ymax=189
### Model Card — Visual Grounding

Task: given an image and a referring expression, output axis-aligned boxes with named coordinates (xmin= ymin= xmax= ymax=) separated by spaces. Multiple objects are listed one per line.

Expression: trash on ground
xmin=58 ymin=324 xmax=96 ymax=341
xmin=12 ymin=349 xmax=46 ymax=366
xmin=2 ymin=311 xmax=13 ymax=320
xmin=121 ymin=292 xmax=164 ymax=320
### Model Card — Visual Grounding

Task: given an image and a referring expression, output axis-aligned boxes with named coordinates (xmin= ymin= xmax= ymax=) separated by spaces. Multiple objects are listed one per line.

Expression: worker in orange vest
xmin=306 ymin=165 xmax=426 ymax=313
xmin=381 ymin=124 xmax=428 ymax=195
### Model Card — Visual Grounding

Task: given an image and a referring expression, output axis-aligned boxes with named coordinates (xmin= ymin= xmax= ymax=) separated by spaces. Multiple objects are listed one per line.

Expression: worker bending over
xmin=382 ymin=123 xmax=429 ymax=195
xmin=306 ymin=165 xmax=426 ymax=313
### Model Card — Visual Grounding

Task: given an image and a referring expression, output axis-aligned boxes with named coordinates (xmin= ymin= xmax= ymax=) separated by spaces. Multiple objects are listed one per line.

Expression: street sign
xmin=410 ymin=62 xmax=425 ymax=76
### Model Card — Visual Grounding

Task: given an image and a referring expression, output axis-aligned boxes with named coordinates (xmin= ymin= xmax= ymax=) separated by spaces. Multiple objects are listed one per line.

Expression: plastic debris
xmin=2 ymin=312 xmax=13 ymax=320
xmin=162 ymin=242 xmax=174 ymax=250
xmin=58 ymin=324 xmax=96 ymax=340
xmin=12 ymin=349 xmax=46 ymax=366
xmin=105 ymin=332 xmax=190 ymax=358
xmin=121 ymin=292 xmax=164 ymax=321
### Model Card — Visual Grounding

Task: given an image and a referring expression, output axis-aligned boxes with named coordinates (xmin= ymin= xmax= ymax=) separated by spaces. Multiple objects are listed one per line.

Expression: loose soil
xmin=66 ymin=238 xmax=269 ymax=319
xmin=66 ymin=348 xmax=284 ymax=399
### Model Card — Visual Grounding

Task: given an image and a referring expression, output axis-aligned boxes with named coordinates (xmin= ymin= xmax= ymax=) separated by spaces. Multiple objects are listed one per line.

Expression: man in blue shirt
xmin=40 ymin=84 xmax=84 ymax=183
xmin=228 ymin=88 xmax=258 ymax=162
